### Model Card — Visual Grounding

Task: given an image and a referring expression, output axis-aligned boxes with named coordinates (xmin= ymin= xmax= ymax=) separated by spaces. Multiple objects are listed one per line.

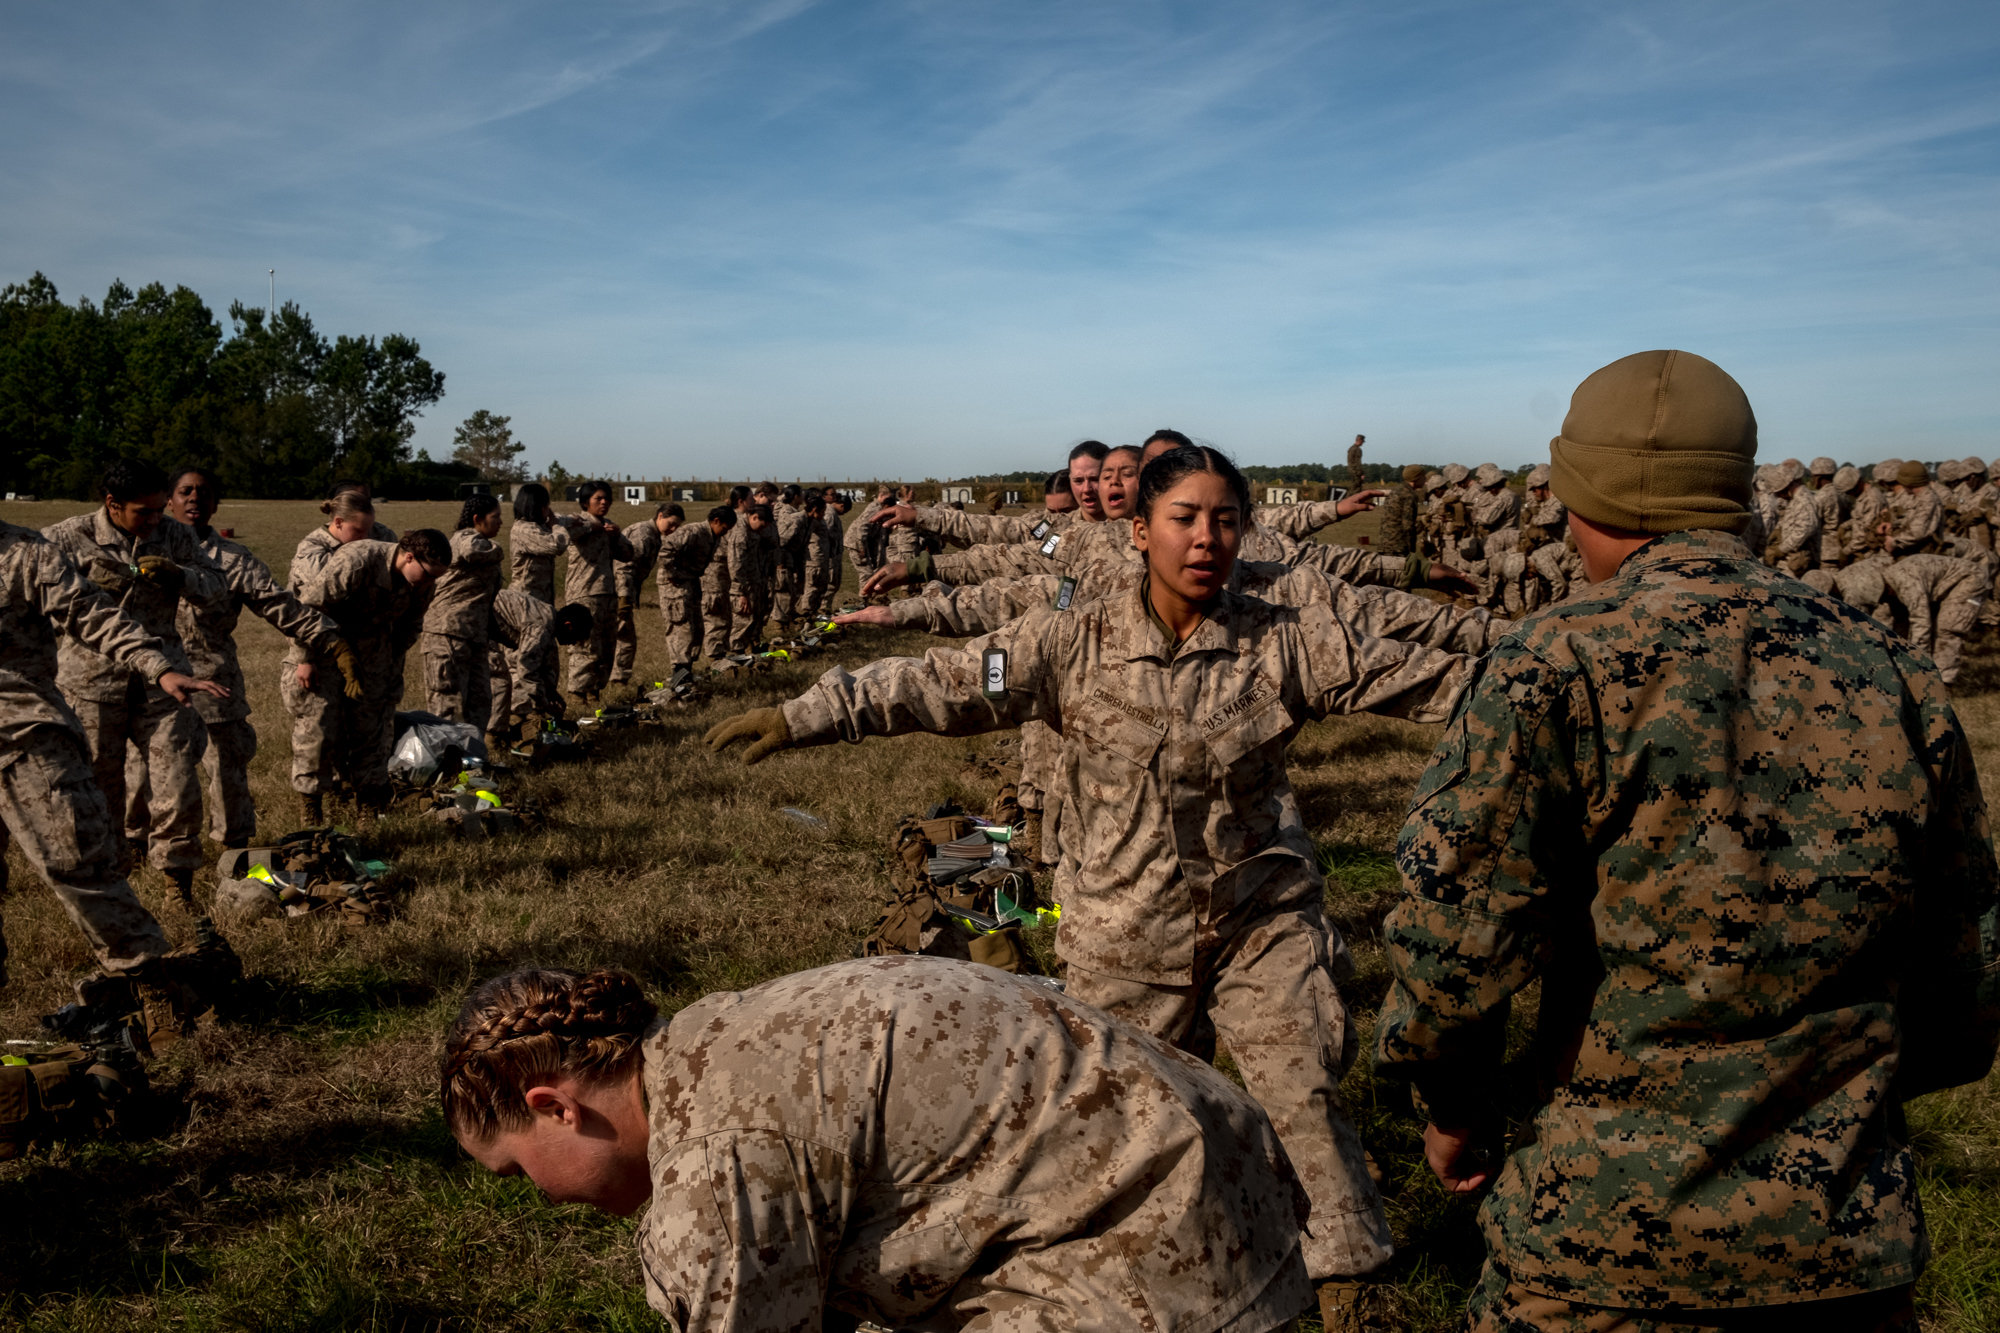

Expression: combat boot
xmin=297 ymin=791 xmax=324 ymax=828
xmin=1316 ymin=1278 xmax=1394 ymax=1333
xmin=354 ymin=783 xmax=393 ymax=831
xmin=164 ymin=867 xmax=196 ymax=908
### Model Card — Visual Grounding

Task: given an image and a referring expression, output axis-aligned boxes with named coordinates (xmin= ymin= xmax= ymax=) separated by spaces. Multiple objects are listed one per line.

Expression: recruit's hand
xmin=833 ymin=606 xmax=895 ymax=628
xmin=89 ymin=560 xmax=133 ymax=594
xmin=704 ymin=707 xmax=793 ymax=764
xmin=295 ymin=661 xmax=316 ymax=690
xmin=158 ymin=672 xmax=230 ymax=705
xmin=1336 ymin=489 xmax=1386 ymax=518
xmin=136 ymin=555 xmax=185 ymax=591
xmin=860 ymin=561 xmax=911 ymax=597
xmin=1427 ymin=563 xmax=1478 ymax=594
xmin=734 ymin=595 xmax=750 ymax=615
xmin=329 ymin=639 xmax=366 ymax=701
xmin=1422 ymin=1123 xmax=1491 ymax=1194
xmin=872 ymin=503 xmax=919 ymax=529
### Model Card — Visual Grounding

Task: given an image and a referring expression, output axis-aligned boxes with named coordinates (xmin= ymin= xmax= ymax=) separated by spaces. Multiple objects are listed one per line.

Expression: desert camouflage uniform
xmin=1377 ymin=528 xmax=2000 ymax=1324
xmin=0 ymin=521 xmax=179 ymax=974
xmin=419 ymin=527 xmax=504 ymax=725
xmin=43 ymin=511 xmax=224 ymax=875
xmin=912 ymin=503 xmax=1077 ymax=548
xmin=297 ymin=541 xmax=432 ymax=792
xmin=281 ymin=526 xmax=367 ymax=795
xmin=560 ymin=514 xmax=634 ymax=695
xmin=611 ymin=519 xmax=663 ymax=684
xmin=724 ymin=518 xmax=774 ymax=652
xmin=845 ymin=497 xmax=889 ymax=602
xmin=1374 ymin=484 xmax=1420 ymax=556
xmin=506 ymin=518 xmax=568 ymax=604
xmin=486 ymin=588 xmax=562 ymax=734
xmin=1844 ymin=482 xmax=1891 ymax=561
xmin=1254 ymin=497 xmax=1348 ymax=542
xmin=133 ymin=525 xmax=337 ymax=847
xmin=1765 ymin=488 xmax=1822 ymax=575
xmin=770 ymin=501 xmax=813 ymax=630
xmin=1814 ymin=477 xmax=1850 ymax=567
xmin=1882 ymin=552 xmax=1986 ymax=684
xmin=699 ymin=510 xmax=736 ymax=660
xmin=653 ymin=522 xmax=718 ymax=669
xmin=801 ymin=507 xmax=842 ymax=622
xmin=640 ymin=956 xmax=1311 ymax=1333
xmin=1884 ymin=485 xmax=1943 ymax=556
xmin=783 ymin=582 xmax=1478 ymax=1278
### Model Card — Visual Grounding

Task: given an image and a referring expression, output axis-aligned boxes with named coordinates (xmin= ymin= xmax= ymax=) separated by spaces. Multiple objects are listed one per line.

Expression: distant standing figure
xmin=506 ymin=483 xmax=569 ymax=605
xmin=560 ymin=480 xmax=635 ymax=707
xmin=420 ymin=494 xmax=506 ymax=725
xmin=1347 ymin=433 xmax=1366 ymax=490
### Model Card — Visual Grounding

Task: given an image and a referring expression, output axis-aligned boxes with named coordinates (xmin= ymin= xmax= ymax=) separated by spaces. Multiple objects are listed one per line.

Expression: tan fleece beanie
xmin=1548 ymin=350 xmax=1757 ymax=535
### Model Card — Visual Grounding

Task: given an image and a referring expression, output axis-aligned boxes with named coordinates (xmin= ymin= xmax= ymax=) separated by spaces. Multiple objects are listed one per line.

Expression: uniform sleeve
xmin=1896 ymin=703 xmax=2000 ymax=1099
xmin=171 ymin=522 xmax=230 ymax=611
xmin=916 ymin=505 xmax=1040 ymax=546
xmin=511 ymin=522 xmax=568 ymax=559
xmin=1374 ymin=648 xmax=1582 ymax=1123
xmin=1291 ymin=600 xmax=1478 ymax=724
xmin=783 ymin=610 xmax=1061 ymax=745
xmin=1283 ymin=541 xmax=1408 ymax=584
xmin=35 ymin=542 xmax=176 ymax=684
xmin=235 ymin=550 xmax=338 ymax=650
xmin=1773 ymin=496 xmax=1821 ymax=556
xmin=932 ymin=540 xmax=1052 ymax=585
xmin=1266 ymin=565 xmax=1509 ymax=654
xmin=639 ymin=1130 xmax=853 ymax=1333
xmin=896 ymin=575 xmax=1063 ymax=637
xmin=1255 ymin=498 xmax=1345 ymax=540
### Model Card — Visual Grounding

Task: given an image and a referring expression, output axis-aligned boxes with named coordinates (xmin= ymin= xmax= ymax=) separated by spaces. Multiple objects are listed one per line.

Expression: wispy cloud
xmin=1 ymin=1 xmax=1995 ymax=474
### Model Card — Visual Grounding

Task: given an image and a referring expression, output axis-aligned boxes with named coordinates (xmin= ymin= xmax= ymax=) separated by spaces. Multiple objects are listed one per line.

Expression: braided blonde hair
xmin=439 ymin=969 xmax=657 ymax=1142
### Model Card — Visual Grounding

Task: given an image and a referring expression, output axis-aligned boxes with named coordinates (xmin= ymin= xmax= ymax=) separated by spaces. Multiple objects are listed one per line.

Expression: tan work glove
xmin=617 ymin=595 xmax=635 ymax=616
xmin=329 ymin=639 xmax=366 ymax=701
xmin=89 ymin=559 xmax=134 ymax=594
xmin=704 ymin=707 xmax=793 ymax=765
xmin=136 ymin=554 xmax=184 ymax=592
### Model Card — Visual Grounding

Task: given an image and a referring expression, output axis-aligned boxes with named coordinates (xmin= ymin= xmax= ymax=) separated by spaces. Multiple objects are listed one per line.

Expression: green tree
xmin=543 ymin=458 xmax=574 ymax=495
xmin=451 ymin=409 xmax=528 ymax=483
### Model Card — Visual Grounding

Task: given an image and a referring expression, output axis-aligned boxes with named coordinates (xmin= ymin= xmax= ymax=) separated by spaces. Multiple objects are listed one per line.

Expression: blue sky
xmin=3 ymin=1 xmax=1996 ymax=477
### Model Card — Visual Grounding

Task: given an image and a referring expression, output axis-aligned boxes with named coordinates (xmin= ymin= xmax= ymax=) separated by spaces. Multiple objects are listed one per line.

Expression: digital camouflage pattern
xmin=654 ymin=522 xmax=718 ymax=668
xmin=0 ymin=520 xmax=177 ymax=970
xmin=781 ymin=580 xmax=1473 ymax=1277
xmin=700 ymin=513 xmax=735 ymax=657
xmin=558 ymin=512 xmax=634 ymax=602
xmin=1377 ymin=528 xmax=2000 ymax=1310
xmin=1375 ymin=484 xmax=1420 ymax=556
xmin=426 ymin=527 xmax=505 ymax=643
xmin=41 ymin=509 xmax=223 ymax=702
xmin=506 ymin=518 xmax=568 ymax=604
xmin=1766 ymin=489 xmax=1821 ymax=572
xmin=637 ymin=955 xmax=1312 ymax=1333
xmin=1253 ymin=497 xmax=1348 ymax=542
xmin=1884 ymin=485 xmax=1942 ymax=554
xmin=296 ymin=540 xmax=432 ymax=790
xmin=183 ymin=526 xmax=335 ymax=725
xmin=1880 ymin=552 xmax=1986 ymax=683
xmin=803 ymin=505 xmax=842 ymax=621
xmin=486 ymin=587 xmax=561 ymax=730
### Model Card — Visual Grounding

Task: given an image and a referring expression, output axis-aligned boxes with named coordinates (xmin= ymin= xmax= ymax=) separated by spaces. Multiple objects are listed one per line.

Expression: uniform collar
xmin=92 ymin=507 xmax=130 ymax=550
xmin=1617 ymin=527 xmax=1753 ymax=576
xmin=1115 ymin=575 xmax=1248 ymax=664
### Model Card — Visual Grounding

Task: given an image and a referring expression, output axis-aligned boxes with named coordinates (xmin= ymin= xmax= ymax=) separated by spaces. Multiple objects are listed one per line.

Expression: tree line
xmin=0 ymin=272 xmax=462 ymax=499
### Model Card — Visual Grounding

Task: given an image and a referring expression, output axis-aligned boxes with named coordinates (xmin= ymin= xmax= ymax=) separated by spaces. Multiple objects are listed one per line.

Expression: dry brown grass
xmin=0 ymin=496 xmax=1994 ymax=1331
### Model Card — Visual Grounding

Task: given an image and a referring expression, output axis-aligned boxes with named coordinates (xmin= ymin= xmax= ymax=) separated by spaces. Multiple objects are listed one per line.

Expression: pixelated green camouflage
xmin=1376 ymin=527 xmax=2000 ymax=1309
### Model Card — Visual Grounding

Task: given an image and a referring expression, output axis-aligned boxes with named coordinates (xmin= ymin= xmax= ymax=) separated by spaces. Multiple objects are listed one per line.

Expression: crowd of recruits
xmin=6 ymin=360 xmax=1997 ymax=1332
xmin=1371 ymin=450 xmax=1999 ymax=685
xmin=449 ymin=357 xmax=1995 ymax=1333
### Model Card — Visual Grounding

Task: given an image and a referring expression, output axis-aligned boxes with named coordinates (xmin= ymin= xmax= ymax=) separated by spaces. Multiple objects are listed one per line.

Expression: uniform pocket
xmin=1407 ymin=715 xmax=1470 ymax=812
xmin=1205 ymin=691 xmax=1293 ymax=769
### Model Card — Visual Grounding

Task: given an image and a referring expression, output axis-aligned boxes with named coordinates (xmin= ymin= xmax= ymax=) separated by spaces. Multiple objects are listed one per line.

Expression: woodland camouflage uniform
xmin=43 ymin=510 xmax=225 ymax=877
xmin=0 ymin=520 xmax=179 ymax=975
xmin=559 ymin=513 xmax=634 ymax=697
xmin=420 ymin=526 xmax=504 ymax=724
xmin=485 ymin=587 xmax=562 ymax=734
xmin=1379 ymin=350 xmax=1999 ymax=1331
xmin=1379 ymin=529 xmax=1999 ymax=1323
xmin=782 ymin=582 xmax=1478 ymax=1280
xmin=610 ymin=518 xmax=662 ymax=685
xmin=506 ymin=517 xmax=567 ymax=604
xmin=638 ymin=955 xmax=1312 ymax=1333
xmin=141 ymin=524 xmax=338 ymax=848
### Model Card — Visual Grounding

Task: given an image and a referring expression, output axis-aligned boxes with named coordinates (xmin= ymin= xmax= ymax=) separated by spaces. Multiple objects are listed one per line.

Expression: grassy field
xmin=1 ymin=495 xmax=1996 ymax=1332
